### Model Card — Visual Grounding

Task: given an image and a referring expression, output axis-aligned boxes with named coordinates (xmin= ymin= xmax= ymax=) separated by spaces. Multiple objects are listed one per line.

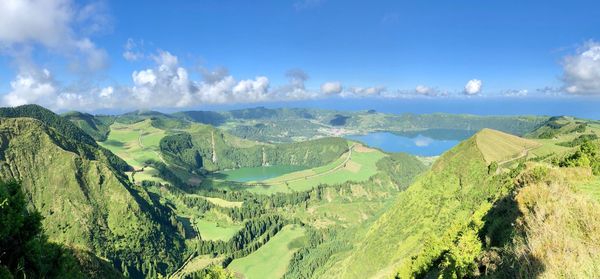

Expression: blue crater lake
xmin=345 ymin=132 xmax=460 ymax=156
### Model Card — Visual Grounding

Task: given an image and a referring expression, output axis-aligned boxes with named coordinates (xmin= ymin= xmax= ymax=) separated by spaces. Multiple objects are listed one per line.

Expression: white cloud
xmin=413 ymin=85 xmax=448 ymax=97
xmin=464 ymin=79 xmax=483 ymax=95
xmin=0 ymin=46 xmax=399 ymax=111
xmin=0 ymin=0 xmax=109 ymax=72
xmin=503 ymin=89 xmax=528 ymax=97
xmin=200 ymin=66 xmax=229 ymax=84
xmin=233 ymin=76 xmax=270 ymax=101
xmin=153 ymin=50 xmax=178 ymax=70
xmin=0 ymin=0 xmax=71 ymax=47
xmin=321 ymin=81 xmax=342 ymax=95
xmin=536 ymin=86 xmax=562 ymax=96
xmin=132 ymin=69 xmax=157 ymax=86
xmin=286 ymin=69 xmax=309 ymax=89
xmin=562 ymin=41 xmax=600 ymax=95
xmin=415 ymin=85 xmax=430 ymax=95
xmin=343 ymin=86 xmax=386 ymax=97
xmin=99 ymin=86 xmax=113 ymax=98
xmin=123 ymin=38 xmax=144 ymax=61
xmin=3 ymin=69 xmax=57 ymax=107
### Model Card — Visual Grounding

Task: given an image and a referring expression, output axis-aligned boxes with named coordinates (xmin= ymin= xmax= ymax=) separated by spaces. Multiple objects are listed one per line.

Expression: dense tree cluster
xmin=559 ymin=139 xmax=600 ymax=175
xmin=191 ymin=215 xmax=291 ymax=262
xmin=183 ymin=265 xmax=234 ymax=279
xmin=283 ymin=229 xmax=351 ymax=279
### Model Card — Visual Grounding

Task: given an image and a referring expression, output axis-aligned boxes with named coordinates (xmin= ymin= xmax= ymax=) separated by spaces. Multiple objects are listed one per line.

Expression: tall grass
xmin=508 ymin=166 xmax=600 ymax=278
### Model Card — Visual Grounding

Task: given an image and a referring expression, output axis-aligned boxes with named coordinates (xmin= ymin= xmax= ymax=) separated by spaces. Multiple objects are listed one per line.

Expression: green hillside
xmin=170 ymin=107 xmax=548 ymax=143
xmin=11 ymin=104 xmax=599 ymax=279
xmin=62 ymin=111 xmax=115 ymax=141
xmin=321 ymin=129 xmax=528 ymax=278
xmin=160 ymin=124 xmax=349 ymax=172
xmin=0 ymin=106 xmax=184 ymax=278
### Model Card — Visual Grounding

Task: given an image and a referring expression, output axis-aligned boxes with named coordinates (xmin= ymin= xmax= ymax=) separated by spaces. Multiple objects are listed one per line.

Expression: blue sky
xmin=1 ymin=0 xmax=600 ymax=113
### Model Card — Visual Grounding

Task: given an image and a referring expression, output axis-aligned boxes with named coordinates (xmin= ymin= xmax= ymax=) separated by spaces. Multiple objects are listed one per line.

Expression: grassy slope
xmin=99 ymin=119 xmax=166 ymax=169
xmin=204 ymin=197 xmax=243 ymax=208
xmin=475 ymin=128 xmax=540 ymax=164
xmin=322 ymin=129 xmax=532 ymax=279
xmin=500 ymin=165 xmax=600 ymax=278
xmin=62 ymin=111 xmax=114 ymax=141
xmin=0 ymin=115 xmax=183 ymax=276
xmin=195 ymin=219 xmax=242 ymax=241
xmin=228 ymin=225 xmax=306 ymax=279
xmin=577 ymin=177 xmax=600 ymax=202
xmin=527 ymin=117 xmax=600 ymax=160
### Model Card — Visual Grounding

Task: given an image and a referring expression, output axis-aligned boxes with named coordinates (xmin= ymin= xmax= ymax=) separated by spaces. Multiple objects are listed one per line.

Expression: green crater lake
xmin=217 ymin=165 xmax=308 ymax=182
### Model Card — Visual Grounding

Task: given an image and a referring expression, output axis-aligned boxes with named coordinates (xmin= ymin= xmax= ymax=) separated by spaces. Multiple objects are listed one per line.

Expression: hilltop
xmin=474 ymin=128 xmax=541 ymax=164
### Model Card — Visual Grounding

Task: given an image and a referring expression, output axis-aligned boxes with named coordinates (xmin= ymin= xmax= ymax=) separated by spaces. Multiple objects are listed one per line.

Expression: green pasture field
xmin=99 ymin=119 xmax=166 ymax=169
xmin=240 ymin=143 xmax=387 ymax=194
xmin=228 ymin=225 xmax=306 ymax=279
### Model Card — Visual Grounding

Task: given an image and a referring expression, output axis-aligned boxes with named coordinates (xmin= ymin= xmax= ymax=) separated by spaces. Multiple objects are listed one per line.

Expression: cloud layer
xmin=2 ymin=50 xmax=324 ymax=110
xmin=562 ymin=41 xmax=600 ymax=95
xmin=1 ymin=0 xmax=596 ymax=112
xmin=321 ymin=81 xmax=342 ymax=95
xmin=0 ymin=0 xmax=109 ymax=72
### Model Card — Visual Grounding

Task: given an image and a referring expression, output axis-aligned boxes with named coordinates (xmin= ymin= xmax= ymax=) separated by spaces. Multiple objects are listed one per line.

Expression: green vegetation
xmin=99 ymin=119 xmax=166 ymax=169
xmin=0 ymin=106 xmax=184 ymax=278
xmin=217 ymin=165 xmax=308 ymax=183
xmin=0 ymin=181 xmax=123 ymax=278
xmin=9 ymin=104 xmax=600 ymax=279
xmin=160 ymin=124 xmax=348 ymax=172
xmin=0 ymin=104 xmax=130 ymax=172
xmin=195 ymin=218 xmax=242 ymax=241
xmin=246 ymin=144 xmax=386 ymax=194
xmin=216 ymin=108 xmax=548 ymax=143
xmin=228 ymin=225 xmax=306 ymax=279
xmin=184 ymin=265 xmax=235 ymax=279
xmin=474 ymin=128 xmax=540 ymax=164
xmin=297 ymin=128 xmax=541 ymax=279
xmin=62 ymin=111 xmax=115 ymax=141
xmin=558 ymin=139 xmax=600 ymax=175
xmin=526 ymin=116 xmax=590 ymax=139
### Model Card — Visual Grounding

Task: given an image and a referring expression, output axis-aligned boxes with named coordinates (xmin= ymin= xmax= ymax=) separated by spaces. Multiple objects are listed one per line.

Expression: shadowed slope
xmin=329 ymin=129 xmax=536 ymax=278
